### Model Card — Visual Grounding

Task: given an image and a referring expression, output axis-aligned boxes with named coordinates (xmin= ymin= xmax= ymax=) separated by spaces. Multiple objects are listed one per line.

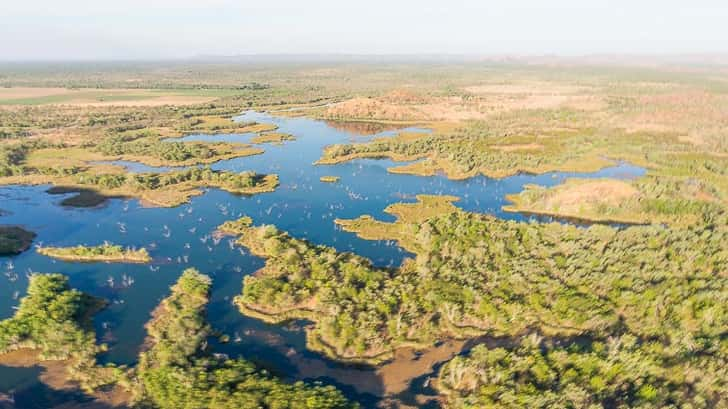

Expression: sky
xmin=2 ymin=0 xmax=728 ymax=60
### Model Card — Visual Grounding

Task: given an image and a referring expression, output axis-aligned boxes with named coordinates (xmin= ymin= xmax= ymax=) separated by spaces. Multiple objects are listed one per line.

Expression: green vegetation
xmin=95 ymin=135 xmax=263 ymax=166
xmin=0 ymin=274 xmax=112 ymax=389
xmin=0 ymin=225 xmax=36 ymax=255
xmin=3 ymin=60 xmax=728 ymax=408
xmin=0 ymin=91 xmax=285 ymax=204
xmin=317 ymin=119 xmax=613 ymax=179
xmin=0 ymin=269 xmax=358 ymax=408
xmin=74 ymin=166 xmax=279 ymax=206
xmin=438 ymin=333 xmax=725 ymax=408
xmin=1 ymin=165 xmax=278 ymax=208
xmin=504 ymin=175 xmax=727 ymax=225
xmin=137 ymin=268 xmax=358 ymax=409
xmin=320 ymin=175 xmax=340 ymax=183
xmin=37 ymin=242 xmax=151 ymax=263
xmin=221 ymin=196 xmax=726 ymax=405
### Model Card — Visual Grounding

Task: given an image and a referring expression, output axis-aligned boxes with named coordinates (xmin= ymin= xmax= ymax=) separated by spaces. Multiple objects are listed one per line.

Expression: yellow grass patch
xmin=0 ymin=87 xmax=215 ymax=106
xmin=490 ymin=143 xmax=544 ymax=152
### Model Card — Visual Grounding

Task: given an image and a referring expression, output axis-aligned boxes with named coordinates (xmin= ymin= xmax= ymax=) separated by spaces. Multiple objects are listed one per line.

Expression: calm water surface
xmin=0 ymin=111 xmax=644 ymax=407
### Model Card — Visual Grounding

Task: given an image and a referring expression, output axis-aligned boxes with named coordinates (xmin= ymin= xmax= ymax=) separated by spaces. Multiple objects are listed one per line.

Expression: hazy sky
xmin=2 ymin=0 xmax=727 ymax=60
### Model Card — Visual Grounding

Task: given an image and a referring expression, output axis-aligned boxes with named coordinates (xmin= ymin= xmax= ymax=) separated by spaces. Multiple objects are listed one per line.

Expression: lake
xmin=0 ymin=111 xmax=645 ymax=407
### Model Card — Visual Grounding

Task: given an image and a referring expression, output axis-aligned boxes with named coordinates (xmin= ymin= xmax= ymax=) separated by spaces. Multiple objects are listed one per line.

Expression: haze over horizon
xmin=2 ymin=0 xmax=728 ymax=61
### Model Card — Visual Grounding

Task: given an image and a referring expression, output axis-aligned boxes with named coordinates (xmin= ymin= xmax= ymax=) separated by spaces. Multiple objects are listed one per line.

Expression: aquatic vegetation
xmin=137 ymin=268 xmax=358 ymax=409
xmin=0 ymin=225 xmax=36 ymax=255
xmin=38 ymin=242 xmax=151 ymax=263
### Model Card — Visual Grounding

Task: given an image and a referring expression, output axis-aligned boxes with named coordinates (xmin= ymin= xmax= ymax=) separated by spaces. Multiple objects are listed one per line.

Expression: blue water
xmin=0 ymin=111 xmax=644 ymax=406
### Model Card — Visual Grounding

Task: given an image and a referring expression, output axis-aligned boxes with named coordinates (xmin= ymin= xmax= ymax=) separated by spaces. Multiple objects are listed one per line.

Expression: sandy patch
xmin=0 ymin=87 xmax=215 ymax=106
xmin=0 ymin=349 xmax=130 ymax=408
xmin=68 ymin=95 xmax=215 ymax=107
xmin=0 ymin=87 xmax=75 ymax=99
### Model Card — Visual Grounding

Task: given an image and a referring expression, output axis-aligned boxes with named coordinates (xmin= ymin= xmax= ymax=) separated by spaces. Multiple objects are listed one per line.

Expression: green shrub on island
xmin=38 ymin=242 xmax=151 ymax=263
xmin=438 ymin=333 xmax=722 ymax=409
xmin=77 ymin=166 xmax=276 ymax=193
xmin=137 ymin=268 xmax=358 ymax=409
xmin=96 ymin=136 xmax=215 ymax=162
xmin=221 ymin=201 xmax=727 ymax=405
xmin=0 ymin=274 xmax=104 ymax=363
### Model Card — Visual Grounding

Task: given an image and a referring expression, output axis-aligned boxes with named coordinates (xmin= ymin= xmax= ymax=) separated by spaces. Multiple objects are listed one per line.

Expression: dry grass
xmin=530 ymin=179 xmax=639 ymax=210
xmin=0 ymin=87 xmax=215 ymax=106
xmin=503 ymin=179 xmax=646 ymax=224
xmin=490 ymin=143 xmax=544 ymax=152
xmin=0 ymin=87 xmax=74 ymax=99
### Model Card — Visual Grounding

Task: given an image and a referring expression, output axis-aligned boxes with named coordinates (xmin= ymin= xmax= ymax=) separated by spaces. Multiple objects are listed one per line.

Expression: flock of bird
xmin=0 ymin=114 xmax=569 ymax=370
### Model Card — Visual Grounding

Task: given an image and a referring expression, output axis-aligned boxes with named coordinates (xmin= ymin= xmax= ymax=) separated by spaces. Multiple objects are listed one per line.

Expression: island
xmin=38 ymin=243 xmax=152 ymax=263
xmin=0 ymin=273 xmax=113 ymax=392
xmin=0 ymin=269 xmax=358 ymax=409
xmin=249 ymin=132 xmax=296 ymax=145
xmin=320 ymin=175 xmax=340 ymax=183
xmin=137 ymin=268 xmax=357 ymax=409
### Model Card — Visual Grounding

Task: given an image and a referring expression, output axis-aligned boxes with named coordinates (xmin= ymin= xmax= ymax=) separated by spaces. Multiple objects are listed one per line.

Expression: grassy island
xmin=0 ymin=95 xmax=287 ymax=207
xmin=5 ymin=166 xmax=279 ymax=208
xmin=0 ymin=273 xmax=118 ymax=392
xmin=0 ymin=269 xmax=359 ymax=408
xmin=0 ymin=225 xmax=36 ymax=255
xmin=0 ymin=274 xmax=104 ymax=360
xmin=38 ymin=242 xmax=151 ymax=263
xmin=320 ymin=175 xmax=340 ymax=183
xmin=93 ymin=137 xmax=265 ymax=167
xmin=137 ymin=268 xmax=358 ymax=409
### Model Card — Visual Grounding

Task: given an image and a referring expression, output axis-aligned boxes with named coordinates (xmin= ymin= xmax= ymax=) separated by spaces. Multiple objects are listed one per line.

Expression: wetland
xmin=0 ymin=61 xmax=726 ymax=409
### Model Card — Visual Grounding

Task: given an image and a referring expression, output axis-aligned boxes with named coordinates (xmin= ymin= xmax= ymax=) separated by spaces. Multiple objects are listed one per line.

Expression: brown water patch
xmin=0 ymin=350 xmax=130 ymax=409
xmin=46 ymin=187 xmax=120 ymax=208
xmin=325 ymin=121 xmax=407 ymax=136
